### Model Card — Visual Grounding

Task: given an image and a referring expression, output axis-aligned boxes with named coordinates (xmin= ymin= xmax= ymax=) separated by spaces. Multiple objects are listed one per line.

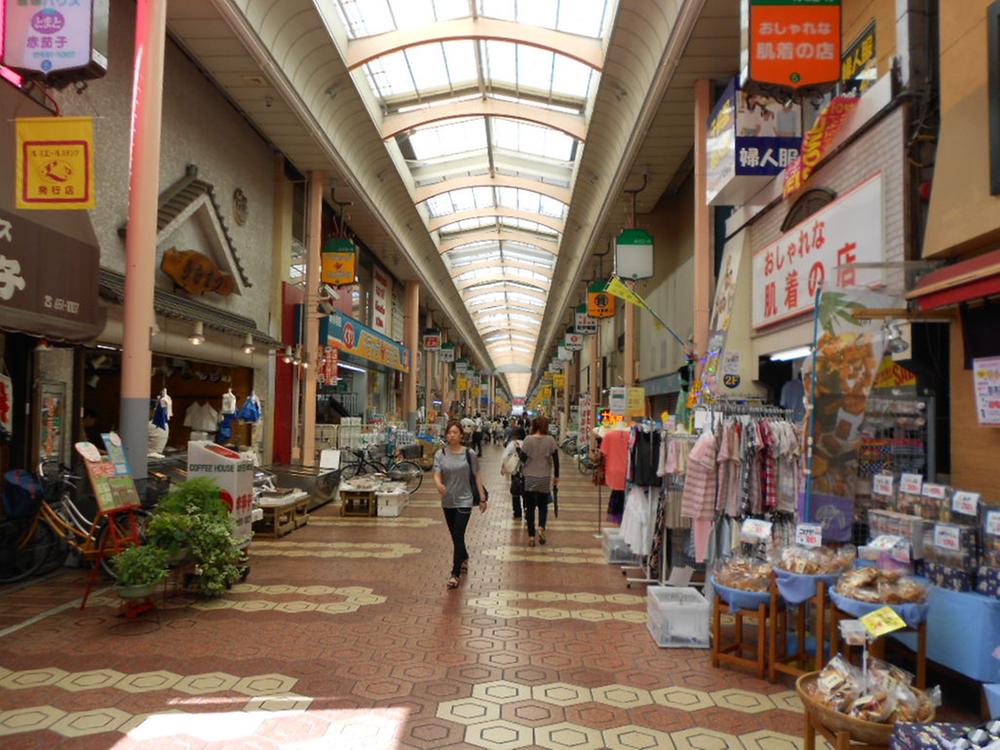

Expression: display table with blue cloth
xmin=710 ymin=577 xmax=773 ymax=679
xmin=892 ymin=586 xmax=1000 ymax=685
xmin=829 ymin=589 xmax=928 ymax=689
xmin=985 ymin=684 xmax=1000 ymax=719
xmin=769 ymin=571 xmax=839 ymax=681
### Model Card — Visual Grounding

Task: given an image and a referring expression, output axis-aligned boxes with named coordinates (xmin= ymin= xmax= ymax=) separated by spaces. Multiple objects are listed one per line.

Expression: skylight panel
xmin=517 ymin=45 xmax=555 ymax=93
xmin=335 ymin=0 xmax=394 ymax=38
xmin=442 ymin=40 xmax=477 ymax=85
xmin=477 ymin=0 xmax=516 ymax=25
xmin=499 ymin=217 xmax=558 ymax=235
xmin=364 ymin=53 xmax=417 ymax=100
xmin=557 ymin=0 xmax=610 ymax=37
xmin=516 ymin=0 xmax=559 ymax=31
xmin=426 ymin=194 xmax=457 ymax=217
xmin=405 ymin=44 xmax=453 ymax=94
xmin=552 ymin=56 xmax=595 ymax=100
xmin=483 ymin=40 xmax=516 ymax=88
xmin=539 ymin=195 xmax=567 ymax=218
xmin=408 ymin=118 xmax=487 ymax=159
xmin=492 ymin=119 xmax=574 ymax=161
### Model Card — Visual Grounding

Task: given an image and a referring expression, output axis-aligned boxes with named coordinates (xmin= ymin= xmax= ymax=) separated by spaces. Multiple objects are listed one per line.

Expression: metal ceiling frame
xmin=383 ymin=98 xmax=587 ymax=140
xmin=438 ymin=229 xmax=558 ymax=255
xmin=428 ymin=207 xmax=565 ymax=234
xmin=414 ymin=174 xmax=572 ymax=206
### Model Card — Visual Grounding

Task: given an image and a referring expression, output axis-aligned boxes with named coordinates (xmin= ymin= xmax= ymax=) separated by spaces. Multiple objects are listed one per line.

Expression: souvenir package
xmin=922 ymin=523 xmax=979 ymax=570
xmin=773 ymin=545 xmax=856 ymax=576
xmin=713 ymin=557 xmax=772 ymax=592
xmin=806 ymin=655 xmax=938 ymax=724
xmin=868 ymin=509 xmax=932 ymax=559
xmin=924 ymin=562 xmax=974 ymax=592
xmin=974 ymin=566 xmax=1000 ymax=599
xmin=944 ymin=490 xmax=982 ymax=527
xmin=919 ymin=484 xmax=951 ymax=523
xmin=983 ymin=508 xmax=1000 ymax=568
xmin=837 ymin=567 xmax=928 ymax=604
xmin=890 ymin=723 xmax=974 ymax=750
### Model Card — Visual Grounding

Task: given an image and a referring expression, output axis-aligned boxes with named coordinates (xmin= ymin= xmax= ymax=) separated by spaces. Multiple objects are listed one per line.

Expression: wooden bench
xmin=255 ymin=491 xmax=310 ymax=538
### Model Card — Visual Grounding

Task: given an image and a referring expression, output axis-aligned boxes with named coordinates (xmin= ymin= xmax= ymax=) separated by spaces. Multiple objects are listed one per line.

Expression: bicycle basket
xmin=2 ymin=470 xmax=43 ymax=520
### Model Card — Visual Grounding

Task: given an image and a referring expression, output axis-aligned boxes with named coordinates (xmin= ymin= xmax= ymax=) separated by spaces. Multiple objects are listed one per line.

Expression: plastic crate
xmin=377 ymin=491 xmax=408 ymax=518
xmin=646 ymin=586 xmax=710 ymax=648
xmin=601 ymin=529 xmax=640 ymax=565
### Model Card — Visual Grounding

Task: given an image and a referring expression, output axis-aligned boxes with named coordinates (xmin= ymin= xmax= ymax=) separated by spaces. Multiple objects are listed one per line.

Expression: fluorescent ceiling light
xmin=338 ymin=362 xmax=368 ymax=373
xmin=769 ymin=346 xmax=813 ymax=362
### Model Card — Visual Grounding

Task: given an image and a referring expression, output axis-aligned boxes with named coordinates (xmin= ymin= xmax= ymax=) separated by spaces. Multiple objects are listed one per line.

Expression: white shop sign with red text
xmin=752 ymin=174 xmax=884 ymax=329
xmin=372 ymin=268 xmax=389 ymax=335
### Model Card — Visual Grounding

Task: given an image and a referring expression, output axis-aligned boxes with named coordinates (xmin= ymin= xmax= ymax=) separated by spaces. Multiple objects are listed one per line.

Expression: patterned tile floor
xmin=0 ymin=444 xmax=978 ymax=749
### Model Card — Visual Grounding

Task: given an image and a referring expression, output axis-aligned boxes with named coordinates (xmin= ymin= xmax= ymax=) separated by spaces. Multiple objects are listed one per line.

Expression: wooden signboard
xmin=74 ymin=441 xmax=141 ymax=513
xmin=161 ymin=247 xmax=236 ymax=296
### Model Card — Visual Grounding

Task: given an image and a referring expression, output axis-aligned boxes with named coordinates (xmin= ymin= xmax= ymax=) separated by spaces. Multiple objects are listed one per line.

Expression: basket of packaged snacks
xmin=830 ymin=568 xmax=929 ymax=626
xmin=773 ymin=546 xmax=855 ymax=604
xmin=796 ymin=656 xmax=937 ymax=745
xmin=711 ymin=557 xmax=773 ymax=610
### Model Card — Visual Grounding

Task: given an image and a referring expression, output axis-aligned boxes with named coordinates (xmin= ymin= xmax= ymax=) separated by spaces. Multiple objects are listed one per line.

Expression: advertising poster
xmin=745 ymin=0 xmax=842 ymax=90
xmin=15 ymin=117 xmax=95 ymax=210
xmin=973 ymin=357 xmax=1000 ymax=427
xmin=372 ymin=267 xmax=389 ymax=334
xmin=74 ymin=442 xmax=141 ymax=514
xmin=2 ymin=1 xmax=96 ymax=76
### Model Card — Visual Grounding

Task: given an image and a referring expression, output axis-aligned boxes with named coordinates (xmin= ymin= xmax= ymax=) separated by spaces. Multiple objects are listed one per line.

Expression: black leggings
xmin=443 ymin=507 xmax=472 ymax=577
xmin=523 ymin=491 xmax=550 ymax=538
xmin=511 ymin=488 xmax=523 ymax=518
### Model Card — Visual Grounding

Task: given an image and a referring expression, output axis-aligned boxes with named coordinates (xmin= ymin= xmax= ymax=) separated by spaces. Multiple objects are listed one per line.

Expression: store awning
xmin=0 ymin=208 xmax=106 ymax=342
xmin=99 ymin=269 xmax=281 ymax=348
xmin=906 ymin=248 xmax=1000 ymax=310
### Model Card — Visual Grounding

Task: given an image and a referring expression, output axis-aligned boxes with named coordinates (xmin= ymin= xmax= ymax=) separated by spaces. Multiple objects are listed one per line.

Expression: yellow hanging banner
xmin=456 ymin=376 xmax=469 ymax=392
xmin=553 ymin=373 xmax=566 ymax=389
xmin=16 ymin=117 xmax=96 ymax=210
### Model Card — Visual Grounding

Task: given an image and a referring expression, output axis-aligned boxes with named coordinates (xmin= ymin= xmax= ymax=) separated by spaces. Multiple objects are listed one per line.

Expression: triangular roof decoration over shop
xmin=118 ymin=164 xmax=252 ymax=290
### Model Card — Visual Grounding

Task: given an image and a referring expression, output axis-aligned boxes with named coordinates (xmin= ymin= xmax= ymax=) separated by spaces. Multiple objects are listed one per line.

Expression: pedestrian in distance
xmin=472 ymin=412 xmax=484 ymax=456
xmin=520 ymin=416 xmax=559 ymax=547
xmin=500 ymin=427 xmax=527 ymax=521
xmin=433 ymin=420 xmax=488 ymax=589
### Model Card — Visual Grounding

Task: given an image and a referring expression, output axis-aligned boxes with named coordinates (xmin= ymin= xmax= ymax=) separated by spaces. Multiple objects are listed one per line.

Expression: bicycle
xmin=0 ymin=461 xmax=151 ymax=584
xmin=339 ymin=446 xmax=423 ymax=494
xmin=576 ymin=443 xmax=598 ymax=476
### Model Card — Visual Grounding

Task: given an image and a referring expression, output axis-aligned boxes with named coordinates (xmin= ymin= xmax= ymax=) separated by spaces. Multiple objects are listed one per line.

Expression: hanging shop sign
xmin=0 ymin=207 xmax=104 ymax=341
xmin=455 ymin=358 xmax=469 ymax=374
xmin=0 ymin=372 xmax=12 ymax=435
xmin=743 ymin=0 xmax=842 ymax=92
xmin=873 ymin=357 xmax=917 ymax=391
xmin=439 ymin=342 xmax=455 ymax=362
xmin=564 ymin=332 xmax=584 ymax=352
xmin=841 ymin=22 xmax=876 ymax=95
xmin=317 ymin=345 xmax=339 ymax=386
xmin=553 ymin=373 xmax=566 ymax=389
xmin=973 ymin=356 xmax=1000 ymax=427
xmin=2 ymin=0 xmax=108 ymax=82
xmin=557 ymin=345 xmax=572 ymax=361
xmin=752 ymin=173 xmax=884 ymax=329
xmin=422 ymin=330 xmax=441 ymax=351
xmin=456 ymin=376 xmax=469 ymax=392
xmin=320 ymin=237 xmax=357 ymax=286
xmin=36 ymin=380 xmax=65 ymax=463
xmin=782 ymin=95 xmax=860 ymax=198
xmin=587 ymin=281 xmax=616 ymax=318
xmin=626 ymin=387 xmax=646 ymax=418
xmin=707 ymin=79 xmax=802 ymax=205
xmin=371 ymin=267 xmax=389 ymax=335
xmin=575 ymin=305 xmax=598 ymax=335
xmin=15 ymin=116 xmax=95 ymax=210
xmin=614 ymin=228 xmax=654 ymax=281
xmin=161 ymin=248 xmax=236 ymax=297
xmin=579 ymin=393 xmax=593 ymax=437
xmin=609 ymin=387 xmax=627 ymax=416
xmin=549 ymin=360 xmax=565 ymax=373
xmin=322 ymin=311 xmax=410 ymax=373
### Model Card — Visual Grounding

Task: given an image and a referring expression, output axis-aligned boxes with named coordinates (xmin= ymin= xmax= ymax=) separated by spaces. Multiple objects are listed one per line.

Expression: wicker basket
xmin=795 ymin=673 xmax=935 ymax=747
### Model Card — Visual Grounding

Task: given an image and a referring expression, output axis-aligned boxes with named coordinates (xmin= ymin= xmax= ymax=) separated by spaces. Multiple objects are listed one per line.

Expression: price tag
xmin=796 ymin=523 xmax=823 ymax=548
xmin=922 ymin=483 xmax=948 ymax=500
xmin=741 ymin=518 xmax=773 ymax=541
xmin=952 ymin=491 xmax=980 ymax=516
xmin=987 ymin=510 xmax=1000 ymax=537
xmin=933 ymin=524 xmax=961 ymax=551
xmin=860 ymin=606 xmax=907 ymax=638
xmin=899 ymin=473 xmax=923 ymax=494
xmin=869 ymin=534 xmax=904 ymax=551
xmin=872 ymin=473 xmax=894 ymax=497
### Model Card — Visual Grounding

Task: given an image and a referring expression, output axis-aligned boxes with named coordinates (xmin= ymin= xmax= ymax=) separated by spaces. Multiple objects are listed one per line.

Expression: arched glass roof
xmin=332 ymin=0 xmax=617 ymax=387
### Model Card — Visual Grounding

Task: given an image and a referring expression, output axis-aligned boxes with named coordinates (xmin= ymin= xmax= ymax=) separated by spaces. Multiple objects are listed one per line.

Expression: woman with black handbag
xmin=433 ymin=420 xmax=488 ymax=589
xmin=521 ymin=416 xmax=559 ymax=547
xmin=500 ymin=427 xmax=527 ymax=520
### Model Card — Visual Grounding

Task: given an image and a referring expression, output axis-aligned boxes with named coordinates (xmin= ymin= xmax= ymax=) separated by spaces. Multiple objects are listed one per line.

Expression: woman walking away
xmin=501 ymin=427 xmax=527 ymax=520
xmin=521 ymin=416 xmax=559 ymax=546
xmin=433 ymin=420 xmax=488 ymax=589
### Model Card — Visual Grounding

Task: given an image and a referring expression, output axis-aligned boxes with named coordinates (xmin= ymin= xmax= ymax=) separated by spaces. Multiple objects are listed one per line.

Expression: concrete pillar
xmin=265 ymin=155 xmax=293 ymax=465
xmin=302 ymin=170 xmax=325 ymax=467
xmin=624 ymin=283 xmax=636 ymax=386
xmin=590 ymin=327 xmax=601 ymax=448
xmin=693 ymin=79 xmax=713 ymax=358
xmin=120 ymin=0 xmax=167 ymax=480
xmin=403 ymin=281 xmax=419 ymax=429
xmin=424 ymin=311 xmax=434 ymax=424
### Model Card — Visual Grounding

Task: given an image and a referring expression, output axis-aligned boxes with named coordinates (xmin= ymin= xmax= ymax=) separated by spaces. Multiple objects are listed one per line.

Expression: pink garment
xmin=692 ymin=518 xmax=714 ymax=563
xmin=600 ymin=429 xmax=630 ymax=491
xmin=680 ymin=432 xmax=717 ymax=520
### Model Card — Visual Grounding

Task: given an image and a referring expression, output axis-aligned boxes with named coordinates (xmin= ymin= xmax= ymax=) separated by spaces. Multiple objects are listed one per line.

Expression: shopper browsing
xmin=471 ymin=413 xmax=484 ymax=456
xmin=433 ymin=420 xmax=488 ymax=589
xmin=520 ymin=416 xmax=559 ymax=547
xmin=500 ymin=427 xmax=527 ymax=520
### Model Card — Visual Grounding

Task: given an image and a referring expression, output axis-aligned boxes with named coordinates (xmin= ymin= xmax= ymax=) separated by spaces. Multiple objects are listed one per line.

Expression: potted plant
xmin=147 ymin=512 xmax=194 ymax=565
xmin=187 ymin=514 xmax=243 ymax=596
xmin=112 ymin=545 xmax=169 ymax=599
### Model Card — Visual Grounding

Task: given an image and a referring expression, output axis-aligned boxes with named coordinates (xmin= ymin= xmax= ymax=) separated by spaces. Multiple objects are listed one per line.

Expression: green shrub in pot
xmin=147 ymin=512 xmax=194 ymax=563
xmin=112 ymin=545 xmax=169 ymax=590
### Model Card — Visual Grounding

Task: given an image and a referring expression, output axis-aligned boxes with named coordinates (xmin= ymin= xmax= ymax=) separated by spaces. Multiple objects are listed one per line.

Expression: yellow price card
xmin=860 ymin=607 xmax=906 ymax=638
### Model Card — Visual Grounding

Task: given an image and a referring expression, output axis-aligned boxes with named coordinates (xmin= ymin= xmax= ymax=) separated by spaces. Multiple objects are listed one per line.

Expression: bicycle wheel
xmin=388 ymin=461 xmax=423 ymax=494
xmin=339 ymin=460 xmax=362 ymax=481
xmin=96 ymin=508 xmax=152 ymax=579
xmin=0 ymin=520 xmax=59 ymax=583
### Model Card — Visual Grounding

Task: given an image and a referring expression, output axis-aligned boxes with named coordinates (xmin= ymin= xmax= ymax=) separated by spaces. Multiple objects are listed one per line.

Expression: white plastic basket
xmin=646 ymin=586 xmax=710 ymax=648
xmin=377 ymin=491 xmax=407 ymax=518
xmin=601 ymin=529 xmax=640 ymax=565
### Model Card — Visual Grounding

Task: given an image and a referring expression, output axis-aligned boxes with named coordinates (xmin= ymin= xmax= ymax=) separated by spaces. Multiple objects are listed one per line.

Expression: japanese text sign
xmin=783 ymin=95 xmax=859 ymax=198
xmin=752 ymin=174 xmax=884 ymax=329
xmin=933 ymin=524 xmax=961 ymax=552
xmin=422 ymin=333 xmax=440 ymax=351
xmin=841 ymin=22 xmax=877 ymax=94
xmin=899 ymin=473 xmax=923 ymax=495
xmin=860 ymin=606 xmax=906 ymax=638
xmin=439 ymin=343 xmax=455 ymax=362
xmin=973 ymin=357 xmax=1000 ymax=426
xmin=587 ymin=281 xmax=616 ymax=318
xmin=321 ymin=237 xmax=357 ymax=286
xmin=796 ymin=523 xmax=823 ymax=548
xmin=564 ymin=332 xmax=583 ymax=352
xmin=323 ymin=311 xmax=409 ymax=373
xmin=872 ymin=473 xmax=894 ymax=497
xmin=2 ymin=0 xmax=95 ymax=76
xmin=986 ymin=510 xmax=1000 ymax=537
xmin=745 ymin=0 xmax=842 ymax=91
xmin=741 ymin=517 xmax=773 ymax=542
xmin=609 ymin=387 xmax=627 ymax=416
xmin=575 ymin=305 xmax=598 ymax=335
xmin=15 ymin=116 xmax=95 ymax=209
xmin=371 ymin=267 xmax=389 ymax=335
xmin=952 ymin=491 xmax=979 ymax=517
xmin=557 ymin=346 xmax=572 ymax=361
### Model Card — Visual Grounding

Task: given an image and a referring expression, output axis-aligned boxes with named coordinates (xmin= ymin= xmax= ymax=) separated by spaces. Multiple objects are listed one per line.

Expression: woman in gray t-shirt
xmin=520 ymin=416 xmax=559 ymax=546
xmin=433 ymin=420 xmax=487 ymax=589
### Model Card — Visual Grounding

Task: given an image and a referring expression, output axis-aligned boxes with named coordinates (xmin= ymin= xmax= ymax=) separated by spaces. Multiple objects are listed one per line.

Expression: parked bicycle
xmin=338 ymin=446 xmax=423 ymax=494
xmin=0 ymin=461 xmax=151 ymax=584
xmin=576 ymin=442 xmax=599 ymax=475
xmin=560 ymin=433 xmax=579 ymax=455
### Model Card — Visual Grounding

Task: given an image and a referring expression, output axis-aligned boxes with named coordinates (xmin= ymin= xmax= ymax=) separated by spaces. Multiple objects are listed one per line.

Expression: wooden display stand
xmin=769 ymin=577 xmax=829 ymax=682
xmin=828 ymin=604 xmax=927 ymax=689
xmin=254 ymin=492 xmax=310 ymax=538
xmin=711 ymin=593 xmax=770 ymax=679
xmin=803 ymin=710 xmax=888 ymax=750
xmin=340 ymin=489 xmax=377 ymax=517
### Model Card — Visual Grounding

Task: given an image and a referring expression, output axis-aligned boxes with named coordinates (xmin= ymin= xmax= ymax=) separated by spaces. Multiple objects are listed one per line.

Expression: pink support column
xmin=120 ymin=0 xmax=167 ymax=479
xmin=694 ymin=79 xmax=713 ymax=358
xmin=301 ymin=170 xmax=325 ymax=467
xmin=403 ymin=281 xmax=419 ymax=429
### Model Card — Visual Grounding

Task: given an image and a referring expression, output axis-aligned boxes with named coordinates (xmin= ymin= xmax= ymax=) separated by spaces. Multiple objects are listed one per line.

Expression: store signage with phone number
xmin=323 ymin=311 xmax=409 ymax=373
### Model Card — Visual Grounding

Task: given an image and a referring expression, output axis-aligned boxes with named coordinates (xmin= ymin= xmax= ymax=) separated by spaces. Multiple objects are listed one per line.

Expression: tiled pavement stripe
xmin=0 ymin=666 xmax=297 ymax=695
xmin=87 ymin=594 xmax=385 ymax=615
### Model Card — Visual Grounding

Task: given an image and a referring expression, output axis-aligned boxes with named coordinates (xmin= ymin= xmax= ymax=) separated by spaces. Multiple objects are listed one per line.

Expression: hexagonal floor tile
xmin=243 ymin=694 xmax=314 ymax=712
xmin=671 ymin=727 xmax=745 ymax=750
xmin=591 ymin=684 xmax=654 ymax=709
xmin=532 ymin=682 xmax=594 ymax=707
xmin=472 ymin=680 xmax=533 ymax=705
xmin=406 ymin=718 xmax=465 ymax=749
xmin=741 ymin=729 xmax=807 ymax=750
xmin=173 ymin=672 xmax=240 ymax=695
xmin=603 ymin=724 xmax=677 ymax=750
xmin=116 ymin=670 xmax=183 ymax=693
xmin=465 ymin=718 xmax=534 ymax=749
xmin=233 ymin=673 xmax=298 ymax=696
xmin=436 ymin=697 xmax=502 ymax=725
xmin=650 ymin=686 xmax=715 ymax=712
xmin=55 ymin=669 xmax=127 ymax=692
xmin=0 ymin=668 xmax=69 ymax=690
xmin=49 ymin=707 xmax=131 ymax=737
xmin=770 ymin=690 xmax=804 ymax=714
xmin=710 ymin=688 xmax=776 ymax=714
xmin=535 ymin=721 xmax=605 ymax=750
xmin=500 ymin=699 xmax=565 ymax=728
xmin=0 ymin=706 xmax=66 ymax=736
